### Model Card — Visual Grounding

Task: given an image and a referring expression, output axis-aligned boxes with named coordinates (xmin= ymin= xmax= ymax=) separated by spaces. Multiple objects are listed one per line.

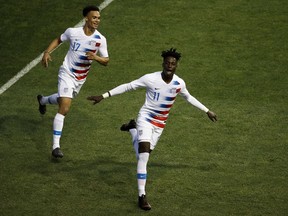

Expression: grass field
xmin=1 ymin=0 xmax=288 ymax=215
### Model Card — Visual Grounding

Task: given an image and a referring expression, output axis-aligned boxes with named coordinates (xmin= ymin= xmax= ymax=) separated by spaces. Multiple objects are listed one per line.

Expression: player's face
xmin=86 ymin=11 xmax=101 ymax=30
xmin=162 ymin=56 xmax=178 ymax=77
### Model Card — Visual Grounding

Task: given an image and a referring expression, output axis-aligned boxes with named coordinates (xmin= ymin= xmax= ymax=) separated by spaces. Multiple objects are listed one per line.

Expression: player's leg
xmin=136 ymin=121 xmax=154 ymax=210
xmin=52 ymin=97 xmax=72 ymax=158
xmin=137 ymin=125 xmax=163 ymax=210
xmin=120 ymin=119 xmax=138 ymax=159
xmin=137 ymin=141 xmax=151 ymax=210
xmin=130 ymin=128 xmax=139 ymax=159
xmin=37 ymin=93 xmax=59 ymax=115
xmin=40 ymin=93 xmax=59 ymax=105
xmin=51 ymin=71 xmax=77 ymax=158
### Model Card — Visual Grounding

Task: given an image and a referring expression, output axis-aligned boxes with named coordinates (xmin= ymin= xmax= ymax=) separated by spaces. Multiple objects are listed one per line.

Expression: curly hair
xmin=161 ymin=48 xmax=181 ymax=61
xmin=83 ymin=5 xmax=99 ymax=17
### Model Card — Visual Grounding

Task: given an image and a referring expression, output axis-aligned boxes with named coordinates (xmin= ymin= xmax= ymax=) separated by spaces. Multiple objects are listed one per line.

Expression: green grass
xmin=1 ymin=0 xmax=288 ymax=215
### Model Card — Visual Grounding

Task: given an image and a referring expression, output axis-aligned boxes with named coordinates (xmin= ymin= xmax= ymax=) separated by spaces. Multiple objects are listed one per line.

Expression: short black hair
xmin=161 ymin=48 xmax=181 ymax=61
xmin=83 ymin=5 xmax=100 ymax=17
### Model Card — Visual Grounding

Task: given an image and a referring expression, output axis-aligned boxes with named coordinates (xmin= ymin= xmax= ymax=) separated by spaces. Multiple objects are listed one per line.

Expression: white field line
xmin=0 ymin=0 xmax=114 ymax=95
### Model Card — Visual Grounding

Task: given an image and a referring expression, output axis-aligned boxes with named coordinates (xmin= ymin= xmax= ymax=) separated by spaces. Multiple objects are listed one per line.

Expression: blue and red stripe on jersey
xmin=74 ymin=62 xmax=91 ymax=67
xmin=165 ymin=96 xmax=176 ymax=101
xmin=148 ymin=113 xmax=168 ymax=121
xmin=79 ymin=55 xmax=89 ymax=60
xmin=74 ymin=74 xmax=88 ymax=80
xmin=152 ymin=109 xmax=170 ymax=115
xmin=160 ymin=103 xmax=173 ymax=108
xmin=71 ymin=68 xmax=90 ymax=74
xmin=70 ymin=67 xmax=90 ymax=80
xmin=145 ymin=118 xmax=165 ymax=128
xmin=84 ymin=48 xmax=96 ymax=53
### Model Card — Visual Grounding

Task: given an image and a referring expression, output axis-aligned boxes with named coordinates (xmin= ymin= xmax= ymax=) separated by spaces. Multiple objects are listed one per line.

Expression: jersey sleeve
xmin=179 ymin=81 xmax=209 ymax=113
xmin=109 ymin=74 xmax=148 ymax=97
xmin=97 ymin=35 xmax=109 ymax=57
xmin=60 ymin=28 xmax=72 ymax=42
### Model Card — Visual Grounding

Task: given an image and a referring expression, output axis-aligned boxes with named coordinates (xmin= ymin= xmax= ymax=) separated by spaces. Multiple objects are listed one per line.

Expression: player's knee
xmin=138 ymin=142 xmax=150 ymax=153
xmin=58 ymin=106 xmax=70 ymax=116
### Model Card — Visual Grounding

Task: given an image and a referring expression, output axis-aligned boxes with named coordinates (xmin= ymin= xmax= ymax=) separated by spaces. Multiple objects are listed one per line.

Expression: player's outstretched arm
xmin=87 ymin=83 xmax=136 ymax=105
xmin=42 ymin=37 xmax=62 ymax=67
xmin=87 ymin=95 xmax=104 ymax=105
xmin=207 ymin=110 xmax=217 ymax=122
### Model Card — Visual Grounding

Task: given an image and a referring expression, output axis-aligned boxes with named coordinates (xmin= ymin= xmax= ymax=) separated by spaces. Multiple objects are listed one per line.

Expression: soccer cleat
xmin=52 ymin=148 xmax=64 ymax=158
xmin=37 ymin=95 xmax=46 ymax=115
xmin=138 ymin=194 xmax=151 ymax=211
xmin=120 ymin=119 xmax=136 ymax=131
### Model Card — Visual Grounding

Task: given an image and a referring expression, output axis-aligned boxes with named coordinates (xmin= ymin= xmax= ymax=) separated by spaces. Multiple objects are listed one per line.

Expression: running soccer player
xmin=87 ymin=48 xmax=217 ymax=210
xmin=37 ymin=5 xmax=109 ymax=158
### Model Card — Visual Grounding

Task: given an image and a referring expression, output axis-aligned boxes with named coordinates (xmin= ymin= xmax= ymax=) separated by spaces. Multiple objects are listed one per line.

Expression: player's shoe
xmin=138 ymin=194 xmax=151 ymax=211
xmin=37 ymin=95 xmax=46 ymax=115
xmin=120 ymin=119 xmax=136 ymax=131
xmin=52 ymin=148 xmax=64 ymax=158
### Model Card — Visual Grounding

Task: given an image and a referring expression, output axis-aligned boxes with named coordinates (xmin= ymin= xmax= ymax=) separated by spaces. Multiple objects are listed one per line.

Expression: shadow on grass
xmin=0 ymin=113 xmax=51 ymax=152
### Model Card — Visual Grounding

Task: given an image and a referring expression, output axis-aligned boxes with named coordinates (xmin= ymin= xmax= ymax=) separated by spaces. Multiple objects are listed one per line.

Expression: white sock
xmin=41 ymin=93 xmax=58 ymax=105
xmin=129 ymin=128 xmax=139 ymax=159
xmin=137 ymin=152 xmax=150 ymax=196
xmin=52 ymin=113 xmax=65 ymax=150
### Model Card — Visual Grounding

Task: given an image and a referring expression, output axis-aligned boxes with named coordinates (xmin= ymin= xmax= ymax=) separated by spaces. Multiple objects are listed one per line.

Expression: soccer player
xmin=87 ymin=48 xmax=217 ymax=210
xmin=37 ymin=5 xmax=109 ymax=158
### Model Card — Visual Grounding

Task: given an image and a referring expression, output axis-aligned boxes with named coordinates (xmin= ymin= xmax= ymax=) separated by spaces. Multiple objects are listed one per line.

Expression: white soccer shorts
xmin=137 ymin=116 xmax=164 ymax=150
xmin=57 ymin=67 xmax=84 ymax=98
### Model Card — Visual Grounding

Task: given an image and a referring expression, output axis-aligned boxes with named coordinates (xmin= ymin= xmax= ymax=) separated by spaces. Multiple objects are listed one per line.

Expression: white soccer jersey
xmin=60 ymin=27 xmax=108 ymax=82
xmin=109 ymin=72 xmax=209 ymax=128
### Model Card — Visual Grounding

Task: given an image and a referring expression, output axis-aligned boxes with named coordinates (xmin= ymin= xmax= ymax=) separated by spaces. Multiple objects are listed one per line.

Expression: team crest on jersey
xmin=170 ymin=88 xmax=176 ymax=93
xmin=170 ymin=88 xmax=181 ymax=94
xmin=89 ymin=40 xmax=100 ymax=47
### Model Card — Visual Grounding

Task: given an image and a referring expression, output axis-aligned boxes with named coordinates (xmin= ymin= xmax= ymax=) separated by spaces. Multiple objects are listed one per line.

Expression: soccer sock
xmin=41 ymin=93 xmax=58 ymax=105
xmin=137 ymin=152 xmax=150 ymax=196
xmin=52 ymin=113 xmax=65 ymax=150
xmin=129 ymin=128 xmax=139 ymax=159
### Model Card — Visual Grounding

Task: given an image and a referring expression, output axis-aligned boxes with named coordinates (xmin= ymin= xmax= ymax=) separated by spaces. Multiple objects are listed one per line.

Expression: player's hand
xmin=42 ymin=52 xmax=52 ymax=67
xmin=207 ymin=110 xmax=217 ymax=122
xmin=86 ymin=51 xmax=96 ymax=60
xmin=87 ymin=95 xmax=104 ymax=105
